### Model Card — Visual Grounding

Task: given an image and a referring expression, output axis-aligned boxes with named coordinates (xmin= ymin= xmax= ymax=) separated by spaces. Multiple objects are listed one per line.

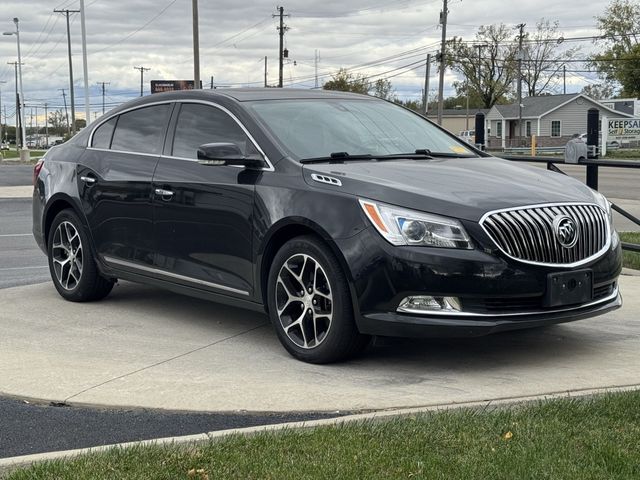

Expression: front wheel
xmin=267 ymin=235 xmax=370 ymax=363
xmin=47 ymin=209 xmax=114 ymax=302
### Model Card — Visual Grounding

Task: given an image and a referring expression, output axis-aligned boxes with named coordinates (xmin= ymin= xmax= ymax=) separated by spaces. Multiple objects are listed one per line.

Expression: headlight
xmin=593 ymin=191 xmax=613 ymax=227
xmin=359 ymin=199 xmax=473 ymax=249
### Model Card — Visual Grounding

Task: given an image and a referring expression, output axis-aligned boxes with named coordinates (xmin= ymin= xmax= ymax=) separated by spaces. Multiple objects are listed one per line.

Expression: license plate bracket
xmin=544 ymin=269 xmax=593 ymax=308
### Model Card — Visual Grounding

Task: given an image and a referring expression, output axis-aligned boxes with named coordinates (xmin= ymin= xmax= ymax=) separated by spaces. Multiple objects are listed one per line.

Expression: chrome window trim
xmin=479 ymin=202 xmax=612 ymax=268
xmin=86 ymin=99 xmax=275 ymax=172
xmin=102 ymin=255 xmax=250 ymax=296
xmin=397 ymin=285 xmax=619 ymax=317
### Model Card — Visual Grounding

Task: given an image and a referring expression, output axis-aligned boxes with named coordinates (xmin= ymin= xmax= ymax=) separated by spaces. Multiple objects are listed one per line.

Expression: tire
xmin=47 ymin=209 xmax=114 ymax=302
xmin=267 ymin=235 xmax=370 ymax=363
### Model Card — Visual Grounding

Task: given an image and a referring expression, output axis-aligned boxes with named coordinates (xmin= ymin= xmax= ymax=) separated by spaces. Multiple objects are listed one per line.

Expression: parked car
xmin=458 ymin=130 xmax=475 ymax=144
xmin=32 ymin=89 xmax=622 ymax=363
xmin=578 ymin=133 xmax=620 ymax=150
xmin=0 ymin=142 xmax=10 ymax=151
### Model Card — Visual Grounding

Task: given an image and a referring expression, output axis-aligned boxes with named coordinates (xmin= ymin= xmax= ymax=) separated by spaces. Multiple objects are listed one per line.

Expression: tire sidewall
xmin=47 ymin=209 xmax=95 ymax=301
xmin=267 ymin=236 xmax=357 ymax=362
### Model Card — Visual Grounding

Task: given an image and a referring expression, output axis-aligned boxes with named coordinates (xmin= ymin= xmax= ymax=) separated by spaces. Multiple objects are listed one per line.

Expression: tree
xmin=372 ymin=78 xmax=395 ymax=100
xmin=591 ymin=0 xmax=640 ymax=96
xmin=521 ymin=19 xmax=580 ymax=96
xmin=581 ymin=83 xmax=616 ymax=100
xmin=446 ymin=24 xmax=518 ymax=108
xmin=48 ymin=109 xmax=68 ymax=136
xmin=323 ymin=68 xmax=370 ymax=95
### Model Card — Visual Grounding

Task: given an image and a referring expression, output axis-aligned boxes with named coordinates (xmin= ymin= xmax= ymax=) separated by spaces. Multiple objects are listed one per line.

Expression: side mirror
xmin=197 ymin=142 xmax=266 ymax=169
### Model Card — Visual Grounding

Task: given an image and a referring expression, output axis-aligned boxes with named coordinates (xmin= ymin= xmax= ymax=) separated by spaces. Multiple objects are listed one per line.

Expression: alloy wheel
xmin=51 ymin=221 xmax=83 ymax=290
xmin=275 ymin=253 xmax=333 ymax=349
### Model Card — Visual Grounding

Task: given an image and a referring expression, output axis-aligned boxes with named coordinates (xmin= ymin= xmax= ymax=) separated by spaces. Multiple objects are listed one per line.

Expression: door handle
xmin=80 ymin=175 xmax=96 ymax=184
xmin=154 ymin=188 xmax=174 ymax=200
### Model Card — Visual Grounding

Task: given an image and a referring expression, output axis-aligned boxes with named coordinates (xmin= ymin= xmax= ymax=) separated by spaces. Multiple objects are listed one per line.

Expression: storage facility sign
xmin=607 ymin=118 xmax=640 ymax=141
xmin=150 ymin=80 xmax=201 ymax=93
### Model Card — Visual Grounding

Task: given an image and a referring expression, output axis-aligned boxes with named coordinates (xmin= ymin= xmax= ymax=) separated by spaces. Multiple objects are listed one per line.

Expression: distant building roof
xmin=493 ymin=94 xmax=579 ymax=119
xmin=489 ymin=93 xmax=633 ymax=119
xmin=426 ymin=108 xmax=489 ymax=117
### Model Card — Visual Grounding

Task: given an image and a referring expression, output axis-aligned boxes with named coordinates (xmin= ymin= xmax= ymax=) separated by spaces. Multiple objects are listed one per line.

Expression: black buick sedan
xmin=33 ymin=89 xmax=622 ymax=363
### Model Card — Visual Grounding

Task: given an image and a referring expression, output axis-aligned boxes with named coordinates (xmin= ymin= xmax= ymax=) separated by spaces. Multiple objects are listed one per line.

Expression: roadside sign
xmin=606 ymin=118 xmax=640 ymax=142
xmin=150 ymin=80 xmax=202 ymax=93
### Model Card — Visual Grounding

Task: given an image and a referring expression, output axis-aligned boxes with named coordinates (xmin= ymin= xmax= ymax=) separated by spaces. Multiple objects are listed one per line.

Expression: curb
xmin=1 ymin=383 xmax=639 ymax=473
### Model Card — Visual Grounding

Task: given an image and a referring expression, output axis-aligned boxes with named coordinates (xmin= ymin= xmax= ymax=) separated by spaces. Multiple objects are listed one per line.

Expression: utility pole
xmin=4 ymin=18 xmax=28 ymax=159
xmin=96 ymin=81 xmax=109 ymax=114
xmin=273 ymin=6 xmax=289 ymax=88
xmin=314 ymin=50 xmax=319 ymax=88
xmin=44 ymin=103 xmax=49 ymax=147
xmin=59 ymin=88 xmax=70 ymax=136
xmin=516 ymin=23 xmax=526 ymax=145
xmin=133 ymin=66 xmax=150 ymax=97
xmin=210 ymin=75 xmax=214 ymax=89
xmin=264 ymin=56 xmax=268 ymax=87
xmin=563 ymin=65 xmax=566 ymax=94
xmin=0 ymin=81 xmax=5 ymax=148
xmin=436 ymin=0 xmax=448 ymax=125
xmin=79 ymin=0 xmax=90 ymax=125
xmin=192 ymin=0 xmax=200 ymax=89
xmin=7 ymin=62 xmax=19 ymax=151
xmin=423 ymin=53 xmax=431 ymax=115
xmin=54 ymin=9 xmax=79 ymax=134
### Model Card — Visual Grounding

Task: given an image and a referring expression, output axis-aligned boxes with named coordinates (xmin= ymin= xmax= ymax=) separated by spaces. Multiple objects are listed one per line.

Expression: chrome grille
xmin=481 ymin=204 xmax=610 ymax=266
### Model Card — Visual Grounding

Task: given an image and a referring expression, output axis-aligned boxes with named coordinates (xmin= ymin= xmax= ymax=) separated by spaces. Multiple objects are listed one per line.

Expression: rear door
xmin=151 ymin=102 xmax=258 ymax=298
xmin=79 ymin=103 xmax=172 ymax=267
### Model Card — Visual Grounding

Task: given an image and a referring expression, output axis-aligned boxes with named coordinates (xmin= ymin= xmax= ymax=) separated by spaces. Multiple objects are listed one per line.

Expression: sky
xmin=0 ymin=0 xmax=611 ymax=124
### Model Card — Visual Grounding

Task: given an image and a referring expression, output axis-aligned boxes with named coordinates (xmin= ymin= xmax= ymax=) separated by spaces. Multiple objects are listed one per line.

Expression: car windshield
xmin=247 ymin=98 xmax=476 ymax=160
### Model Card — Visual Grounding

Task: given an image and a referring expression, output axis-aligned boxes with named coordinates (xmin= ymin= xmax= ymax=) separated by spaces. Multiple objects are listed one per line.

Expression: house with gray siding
xmin=485 ymin=94 xmax=633 ymax=149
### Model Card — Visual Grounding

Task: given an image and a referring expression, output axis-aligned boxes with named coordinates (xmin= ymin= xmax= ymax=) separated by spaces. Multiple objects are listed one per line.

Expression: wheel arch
xmin=257 ymin=218 xmax=356 ymax=312
xmin=43 ymin=194 xmax=88 ymax=246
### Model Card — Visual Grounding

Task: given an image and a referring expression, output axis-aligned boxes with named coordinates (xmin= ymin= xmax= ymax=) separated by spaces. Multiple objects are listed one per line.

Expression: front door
xmin=152 ymin=102 xmax=258 ymax=298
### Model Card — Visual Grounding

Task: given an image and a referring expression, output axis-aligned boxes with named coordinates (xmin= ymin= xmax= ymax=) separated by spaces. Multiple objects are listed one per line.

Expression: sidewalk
xmin=1 ymin=275 xmax=638 ymax=413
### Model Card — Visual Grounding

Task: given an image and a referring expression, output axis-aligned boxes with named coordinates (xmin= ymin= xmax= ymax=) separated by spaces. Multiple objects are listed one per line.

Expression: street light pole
xmin=0 ymin=81 xmax=6 ymax=151
xmin=192 ymin=0 xmax=200 ymax=89
xmin=3 ymin=18 xmax=28 ymax=160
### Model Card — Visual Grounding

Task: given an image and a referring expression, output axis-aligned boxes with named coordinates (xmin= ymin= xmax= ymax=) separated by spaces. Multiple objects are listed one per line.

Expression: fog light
xmin=397 ymin=296 xmax=462 ymax=313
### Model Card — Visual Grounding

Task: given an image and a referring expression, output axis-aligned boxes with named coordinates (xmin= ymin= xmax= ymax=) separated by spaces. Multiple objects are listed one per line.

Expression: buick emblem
xmin=553 ymin=215 xmax=578 ymax=248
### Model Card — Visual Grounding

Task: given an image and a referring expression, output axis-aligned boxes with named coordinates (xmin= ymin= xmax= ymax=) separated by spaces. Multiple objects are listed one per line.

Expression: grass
xmin=0 ymin=150 xmax=46 ymax=161
xmin=605 ymin=149 xmax=640 ymax=160
xmin=620 ymin=232 xmax=640 ymax=270
xmin=6 ymin=391 xmax=640 ymax=479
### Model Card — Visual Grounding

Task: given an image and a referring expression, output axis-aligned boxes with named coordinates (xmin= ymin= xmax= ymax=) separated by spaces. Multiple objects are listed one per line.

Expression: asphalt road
xmin=0 ymin=199 xmax=50 ymax=290
xmin=0 ymin=396 xmax=342 ymax=459
xmin=0 ymin=165 xmax=32 ymax=187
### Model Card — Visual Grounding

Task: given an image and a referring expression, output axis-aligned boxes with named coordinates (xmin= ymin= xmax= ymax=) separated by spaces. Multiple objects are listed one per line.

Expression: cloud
xmin=0 ymin=0 xmax=608 ymax=119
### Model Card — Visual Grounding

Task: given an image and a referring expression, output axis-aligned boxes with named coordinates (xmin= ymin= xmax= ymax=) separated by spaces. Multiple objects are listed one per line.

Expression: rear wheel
xmin=47 ymin=209 xmax=114 ymax=302
xmin=267 ymin=235 xmax=370 ymax=363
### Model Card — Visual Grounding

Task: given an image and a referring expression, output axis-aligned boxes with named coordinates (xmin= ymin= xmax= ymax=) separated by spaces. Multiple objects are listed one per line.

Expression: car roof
xmin=102 ymin=88 xmax=378 ymax=118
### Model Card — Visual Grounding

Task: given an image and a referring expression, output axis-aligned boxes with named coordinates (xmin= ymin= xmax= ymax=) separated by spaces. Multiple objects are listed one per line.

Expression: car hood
xmin=303 ymin=157 xmax=598 ymax=222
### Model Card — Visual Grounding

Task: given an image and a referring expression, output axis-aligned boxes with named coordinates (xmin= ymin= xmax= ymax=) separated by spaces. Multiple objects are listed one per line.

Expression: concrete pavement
xmin=1 ymin=275 xmax=638 ymax=413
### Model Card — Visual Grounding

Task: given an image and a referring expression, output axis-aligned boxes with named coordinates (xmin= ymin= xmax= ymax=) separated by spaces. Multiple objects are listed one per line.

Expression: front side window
xmin=525 ymin=121 xmax=532 ymax=137
xmin=172 ymin=103 xmax=252 ymax=159
xmin=551 ymin=120 xmax=561 ymax=137
xmin=248 ymin=99 xmax=475 ymax=160
xmin=496 ymin=121 xmax=502 ymax=138
xmin=110 ymin=104 xmax=171 ymax=155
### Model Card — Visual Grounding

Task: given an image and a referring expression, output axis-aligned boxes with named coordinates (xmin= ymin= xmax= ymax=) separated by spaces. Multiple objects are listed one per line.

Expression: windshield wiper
xmin=300 ymin=151 xmax=433 ymax=164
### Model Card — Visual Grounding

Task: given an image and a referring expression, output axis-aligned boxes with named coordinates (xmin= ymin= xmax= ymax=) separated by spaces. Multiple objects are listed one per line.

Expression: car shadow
xmin=96 ymin=281 xmax=621 ymax=378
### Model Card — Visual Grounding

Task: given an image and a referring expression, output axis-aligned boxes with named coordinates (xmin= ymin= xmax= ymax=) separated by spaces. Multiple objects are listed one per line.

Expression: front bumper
xmin=358 ymin=288 xmax=621 ymax=338
xmin=336 ymin=226 xmax=623 ymax=338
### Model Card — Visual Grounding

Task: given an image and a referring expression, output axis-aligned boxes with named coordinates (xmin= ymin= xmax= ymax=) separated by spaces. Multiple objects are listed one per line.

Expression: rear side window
xmin=91 ymin=117 xmax=117 ymax=149
xmin=172 ymin=103 xmax=252 ymax=159
xmin=111 ymin=104 xmax=171 ymax=155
